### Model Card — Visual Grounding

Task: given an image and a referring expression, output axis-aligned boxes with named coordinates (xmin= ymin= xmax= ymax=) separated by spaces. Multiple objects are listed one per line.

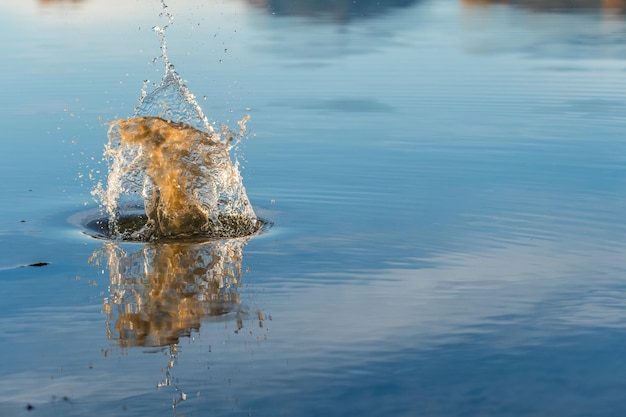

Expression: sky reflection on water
xmin=1 ymin=0 xmax=626 ymax=416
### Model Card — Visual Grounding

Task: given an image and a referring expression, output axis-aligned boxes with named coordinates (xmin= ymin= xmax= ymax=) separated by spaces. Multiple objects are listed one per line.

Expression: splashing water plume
xmin=93 ymin=2 xmax=258 ymax=241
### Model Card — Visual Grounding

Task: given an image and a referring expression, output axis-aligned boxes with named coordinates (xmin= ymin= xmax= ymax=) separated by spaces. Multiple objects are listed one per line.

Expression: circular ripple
xmin=73 ymin=208 xmax=270 ymax=242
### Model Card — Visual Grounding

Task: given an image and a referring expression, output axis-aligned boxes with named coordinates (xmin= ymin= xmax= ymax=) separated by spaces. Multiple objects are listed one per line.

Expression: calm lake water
xmin=2 ymin=0 xmax=626 ymax=416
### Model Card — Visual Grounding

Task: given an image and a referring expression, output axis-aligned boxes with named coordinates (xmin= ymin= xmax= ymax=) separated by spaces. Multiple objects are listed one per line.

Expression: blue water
xmin=1 ymin=0 xmax=626 ymax=416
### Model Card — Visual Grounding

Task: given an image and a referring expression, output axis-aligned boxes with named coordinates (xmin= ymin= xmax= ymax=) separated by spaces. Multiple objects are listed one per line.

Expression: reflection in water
xmin=89 ymin=229 xmax=269 ymax=412
xmin=91 ymin=237 xmax=254 ymax=348
xmin=461 ymin=0 xmax=626 ymax=13
xmin=248 ymin=0 xmax=421 ymax=20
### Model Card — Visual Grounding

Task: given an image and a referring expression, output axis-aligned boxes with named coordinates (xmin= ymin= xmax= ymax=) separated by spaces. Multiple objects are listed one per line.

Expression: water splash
xmin=141 ymin=0 xmax=210 ymax=133
xmin=92 ymin=1 xmax=258 ymax=240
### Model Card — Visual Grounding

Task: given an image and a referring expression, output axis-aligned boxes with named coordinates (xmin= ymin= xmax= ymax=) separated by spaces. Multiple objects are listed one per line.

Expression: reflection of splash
xmin=247 ymin=0 xmax=421 ymax=20
xmin=91 ymin=238 xmax=252 ymax=347
xmin=461 ymin=0 xmax=626 ymax=13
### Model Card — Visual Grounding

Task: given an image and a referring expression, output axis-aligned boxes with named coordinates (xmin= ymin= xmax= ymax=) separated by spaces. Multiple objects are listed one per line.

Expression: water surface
xmin=1 ymin=0 xmax=626 ymax=416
